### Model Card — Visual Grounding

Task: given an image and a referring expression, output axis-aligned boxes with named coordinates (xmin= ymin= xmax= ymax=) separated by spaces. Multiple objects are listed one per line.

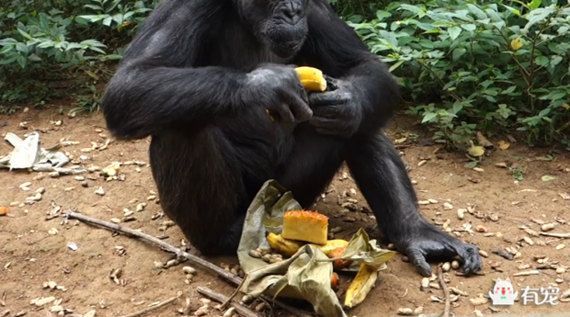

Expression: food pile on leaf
xmin=237 ymin=180 xmax=396 ymax=317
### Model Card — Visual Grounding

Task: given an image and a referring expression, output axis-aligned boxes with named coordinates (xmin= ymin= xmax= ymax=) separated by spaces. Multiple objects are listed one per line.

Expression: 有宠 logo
xmin=489 ymin=279 xmax=518 ymax=305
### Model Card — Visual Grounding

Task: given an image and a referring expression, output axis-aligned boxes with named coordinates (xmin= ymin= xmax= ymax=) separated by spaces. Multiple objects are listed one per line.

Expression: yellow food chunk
xmin=295 ymin=66 xmax=327 ymax=92
xmin=282 ymin=210 xmax=328 ymax=245
xmin=344 ymin=263 xmax=378 ymax=308
xmin=266 ymin=232 xmax=303 ymax=257
xmin=320 ymin=239 xmax=349 ymax=256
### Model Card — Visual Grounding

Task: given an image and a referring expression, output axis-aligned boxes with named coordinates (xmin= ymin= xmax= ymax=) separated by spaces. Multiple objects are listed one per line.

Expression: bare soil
xmin=0 ymin=103 xmax=569 ymax=317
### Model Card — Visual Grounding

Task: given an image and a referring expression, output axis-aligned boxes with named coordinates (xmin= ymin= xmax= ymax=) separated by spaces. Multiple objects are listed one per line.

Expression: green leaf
xmin=467 ymin=4 xmax=487 ymax=19
xmin=448 ymin=26 xmax=462 ymax=40
xmin=422 ymin=112 xmax=438 ymax=123
xmin=452 ymin=47 xmax=467 ymax=61
xmin=528 ymin=0 xmax=542 ymax=10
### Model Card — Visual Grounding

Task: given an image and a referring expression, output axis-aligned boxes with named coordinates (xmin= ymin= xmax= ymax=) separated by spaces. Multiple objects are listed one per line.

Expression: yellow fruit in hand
xmin=295 ymin=66 xmax=327 ymax=92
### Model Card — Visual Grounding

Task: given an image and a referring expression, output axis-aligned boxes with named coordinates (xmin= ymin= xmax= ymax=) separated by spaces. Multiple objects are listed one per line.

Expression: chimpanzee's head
xmin=235 ymin=0 xmax=309 ymax=58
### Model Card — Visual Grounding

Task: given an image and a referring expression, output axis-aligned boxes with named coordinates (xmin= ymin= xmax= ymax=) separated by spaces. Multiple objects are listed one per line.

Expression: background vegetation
xmin=0 ymin=0 xmax=568 ymax=149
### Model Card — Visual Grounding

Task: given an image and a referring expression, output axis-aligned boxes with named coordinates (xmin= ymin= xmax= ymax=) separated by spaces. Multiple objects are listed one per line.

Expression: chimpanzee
xmin=101 ymin=0 xmax=481 ymax=276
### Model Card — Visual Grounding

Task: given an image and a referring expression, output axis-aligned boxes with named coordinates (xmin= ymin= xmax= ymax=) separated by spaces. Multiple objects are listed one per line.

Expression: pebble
xmin=474 ymin=309 xmax=484 ymax=317
xmin=479 ymin=250 xmax=488 ymax=258
xmin=182 ymin=266 xmax=197 ymax=275
xmin=443 ymin=202 xmax=453 ymax=210
xmin=421 ymin=277 xmax=430 ymax=290
xmin=451 ymin=260 xmax=460 ymax=270
xmin=541 ymin=223 xmax=557 ymax=231
xmin=457 ymin=209 xmax=466 ymax=220
xmin=95 ymin=187 xmax=105 ymax=196
xmin=248 ymin=249 xmax=261 ymax=258
xmin=254 ymin=302 xmax=267 ymax=312
xmin=556 ymin=267 xmax=566 ymax=274
xmin=397 ymin=308 xmax=413 ymax=316
xmin=469 ymin=295 xmax=488 ymax=306
xmin=442 ymin=262 xmax=451 ymax=272
xmin=556 ymin=244 xmax=566 ymax=250
xmin=194 ymin=305 xmax=209 ymax=316
xmin=223 ymin=307 xmax=236 ymax=317
xmin=475 ymin=225 xmax=487 ymax=233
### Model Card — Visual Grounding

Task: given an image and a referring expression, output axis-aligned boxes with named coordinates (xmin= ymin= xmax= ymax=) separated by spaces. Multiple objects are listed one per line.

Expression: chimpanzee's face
xmin=236 ymin=0 xmax=309 ymax=58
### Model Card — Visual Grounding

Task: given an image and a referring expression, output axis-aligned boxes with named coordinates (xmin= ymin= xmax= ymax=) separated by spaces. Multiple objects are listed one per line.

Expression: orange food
xmin=328 ymin=247 xmax=352 ymax=269
xmin=331 ymin=272 xmax=340 ymax=290
xmin=0 ymin=206 xmax=8 ymax=216
xmin=282 ymin=210 xmax=328 ymax=245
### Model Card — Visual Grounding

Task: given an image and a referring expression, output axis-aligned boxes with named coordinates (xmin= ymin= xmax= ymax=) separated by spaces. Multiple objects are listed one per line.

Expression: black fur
xmin=101 ymin=0 xmax=481 ymax=276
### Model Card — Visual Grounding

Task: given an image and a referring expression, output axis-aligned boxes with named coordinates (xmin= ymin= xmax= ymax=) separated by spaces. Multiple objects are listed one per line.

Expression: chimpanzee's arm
xmin=101 ymin=1 xmax=241 ymax=139
xmin=300 ymin=0 xmax=401 ymax=136
xmin=102 ymin=0 xmax=310 ymax=139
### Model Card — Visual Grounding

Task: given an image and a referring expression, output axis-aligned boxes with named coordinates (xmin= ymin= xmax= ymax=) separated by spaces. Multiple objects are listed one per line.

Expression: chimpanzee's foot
xmin=394 ymin=222 xmax=482 ymax=277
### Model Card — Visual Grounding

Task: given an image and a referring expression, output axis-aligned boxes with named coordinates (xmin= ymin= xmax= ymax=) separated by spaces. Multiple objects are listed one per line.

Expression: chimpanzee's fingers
xmin=309 ymin=91 xmax=351 ymax=107
xmin=324 ymin=75 xmax=340 ymax=90
xmin=406 ymin=247 xmax=432 ymax=277
xmin=284 ymin=92 xmax=312 ymax=122
xmin=268 ymin=103 xmax=295 ymax=123
xmin=454 ymin=243 xmax=482 ymax=276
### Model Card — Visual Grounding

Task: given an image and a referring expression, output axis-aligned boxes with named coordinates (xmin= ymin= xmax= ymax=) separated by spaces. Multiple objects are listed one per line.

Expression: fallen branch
xmin=65 ymin=211 xmax=310 ymax=317
xmin=118 ymin=294 xmax=180 ymax=317
xmin=540 ymin=232 xmax=570 ymax=239
xmin=438 ymin=267 xmax=451 ymax=317
xmin=65 ymin=210 xmax=240 ymax=285
xmin=197 ymin=287 xmax=259 ymax=317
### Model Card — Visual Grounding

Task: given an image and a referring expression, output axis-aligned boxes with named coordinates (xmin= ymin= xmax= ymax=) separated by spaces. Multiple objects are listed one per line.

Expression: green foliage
xmin=350 ymin=1 xmax=569 ymax=148
xmin=0 ymin=0 xmax=157 ymax=110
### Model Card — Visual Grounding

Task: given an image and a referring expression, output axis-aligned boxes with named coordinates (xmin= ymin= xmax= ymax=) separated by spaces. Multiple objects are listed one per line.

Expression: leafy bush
xmin=350 ymin=1 xmax=569 ymax=148
xmin=0 ymin=0 xmax=157 ymax=111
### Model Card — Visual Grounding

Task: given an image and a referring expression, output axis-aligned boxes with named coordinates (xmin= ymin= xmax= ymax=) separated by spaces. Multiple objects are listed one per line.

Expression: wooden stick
xmin=118 ymin=295 xmax=180 ymax=317
xmin=197 ymin=287 xmax=259 ymax=317
xmin=221 ymin=276 xmax=246 ymax=310
xmin=65 ymin=211 xmax=311 ymax=317
xmin=65 ymin=211 xmax=240 ymax=285
xmin=438 ymin=267 xmax=451 ymax=317
xmin=540 ymin=232 xmax=570 ymax=239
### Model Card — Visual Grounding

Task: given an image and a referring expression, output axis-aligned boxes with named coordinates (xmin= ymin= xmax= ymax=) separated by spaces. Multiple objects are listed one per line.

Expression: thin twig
xmin=197 ymin=287 xmax=259 ymax=317
xmin=540 ymin=232 xmax=570 ymax=239
xmin=438 ymin=267 xmax=451 ymax=317
xmin=65 ymin=211 xmax=311 ymax=317
xmin=221 ymin=277 xmax=247 ymax=310
xmin=118 ymin=294 xmax=180 ymax=317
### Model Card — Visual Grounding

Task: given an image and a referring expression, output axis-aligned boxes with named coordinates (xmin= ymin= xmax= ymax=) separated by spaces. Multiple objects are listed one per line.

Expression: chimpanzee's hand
xmin=395 ymin=222 xmax=482 ymax=277
xmin=240 ymin=64 xmax=312 ymax=123
xmin=308 ymin=77 xmax=363 ymax=138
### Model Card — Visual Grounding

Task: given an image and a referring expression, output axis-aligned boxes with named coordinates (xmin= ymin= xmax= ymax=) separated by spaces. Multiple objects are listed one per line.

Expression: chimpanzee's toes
xmin=455 ymin=243 xmax=482 ymax=276
xmin=406 ymin=246 xmax=432 ymax=277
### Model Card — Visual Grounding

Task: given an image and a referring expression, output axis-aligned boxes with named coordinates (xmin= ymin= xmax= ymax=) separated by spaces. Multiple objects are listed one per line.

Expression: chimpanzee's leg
xmin=345 ymin=132 xmax=481 ymax=276
xmin=277 ymin=124 xmax=345 ymax=207
xmin=150 ymin=128 xmax=249 ymax=254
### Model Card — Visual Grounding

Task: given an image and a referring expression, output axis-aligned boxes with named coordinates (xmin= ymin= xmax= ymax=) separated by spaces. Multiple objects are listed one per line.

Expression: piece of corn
xmin=295 ymin=66 xmax=327 ymax=92
xmin=282 ymin=210 xmax=328 ymax=245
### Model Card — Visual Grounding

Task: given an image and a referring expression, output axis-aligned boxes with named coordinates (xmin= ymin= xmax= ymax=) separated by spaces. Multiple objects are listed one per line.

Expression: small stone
xmin=541 ymin=223 xmax=557 ymax=231
xmin=421 ymin=277 xmax=430 ymax=290
xmin=555 ymin=244 xmax=565 ymax=250
xmin=469 ymin=295 xmax=488 ymax=306
xmin=474 ymin=309 xmax=484 ymax=317
xmin=413 ymin=306 xmax=424 ymax=315
xmin=248 ymin=249 xmax=261 ymax=258
xmin=194 ymin=305 xmax=209 ymax=316
xmin=95 ymin=187 xmax=105 ymax=196
xmin=475 ymin=225 xmax=487 ymax=233
xmin=457 ymin=209 xmax=466 ymax=220
xmin=223 ymin=307 xmax=236 ymax=317
xmin=182 ymin=266 xmax=197 ymax=275
xmin=479 ymin=250 xmax=488 ymax=258
xmin=48 ymin=228 xmax=58 ymax=235
xmin=397 ymin=308 xmax=413 ymax=316
xmin=451 ymin=260 xmax=460 ymax=270
xmin=443 ymin=202 xmax=453 ymax=210
xmin=442 ymin=262 xmax=451 ymax=272
xmin=429 ymin=282 xmax=440 ymax=290
xmin=254 ymin=302 xmax=267 ymax=312
xmin=556 ymin=266 xmax=566 ymax=274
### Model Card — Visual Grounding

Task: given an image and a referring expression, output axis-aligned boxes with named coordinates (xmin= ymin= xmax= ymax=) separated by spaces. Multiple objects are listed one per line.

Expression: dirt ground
xmin=0 ymin=103 xmax=569 ymax=317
